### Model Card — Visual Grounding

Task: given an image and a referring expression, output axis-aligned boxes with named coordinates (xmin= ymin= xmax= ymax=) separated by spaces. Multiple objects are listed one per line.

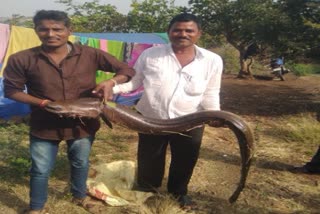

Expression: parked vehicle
xmin=270 ymin=57 xmax=290 ymax=81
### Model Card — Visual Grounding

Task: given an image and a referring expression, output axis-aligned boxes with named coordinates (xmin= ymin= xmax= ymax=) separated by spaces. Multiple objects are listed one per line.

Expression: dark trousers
xmin=137 ymin=126 xmax=204 ymax=196
xmin=305 ymin=146 xmax=320 ymax=172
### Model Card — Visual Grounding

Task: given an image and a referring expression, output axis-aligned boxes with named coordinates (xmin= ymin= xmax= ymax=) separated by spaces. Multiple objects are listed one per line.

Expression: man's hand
xmin=92 ymin=79 xmax=115 ymax=101
xmin=39 ymin=99 xmax=51 ymax=108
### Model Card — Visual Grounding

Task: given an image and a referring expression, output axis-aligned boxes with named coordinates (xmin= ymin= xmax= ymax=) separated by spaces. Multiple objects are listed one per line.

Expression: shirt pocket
xmin=183 ymin=77 xmax=207 ymax=96
xmin=74 ymin=66 xmax=96 ymax=91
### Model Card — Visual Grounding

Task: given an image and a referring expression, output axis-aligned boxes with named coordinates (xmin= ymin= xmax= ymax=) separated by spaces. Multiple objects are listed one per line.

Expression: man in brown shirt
xmin=3 ymin=10 xmax=135 ymax=214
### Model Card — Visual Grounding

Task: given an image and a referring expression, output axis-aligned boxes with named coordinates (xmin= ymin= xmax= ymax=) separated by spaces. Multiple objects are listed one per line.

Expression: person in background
xmin=3 ymin=10 xmax=135 ymax=214
xmin=113 ymin=13 xmax=223 ymax=211
xmin=293 ymin=147 xmax=320 ymax=174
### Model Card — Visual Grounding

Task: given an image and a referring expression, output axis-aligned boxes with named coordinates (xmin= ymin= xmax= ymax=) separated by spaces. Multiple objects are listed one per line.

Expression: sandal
xmin=23 ymin=207 xmax=49 ymax=214
xmin=72 ymin=196 xmax=105 ymax=214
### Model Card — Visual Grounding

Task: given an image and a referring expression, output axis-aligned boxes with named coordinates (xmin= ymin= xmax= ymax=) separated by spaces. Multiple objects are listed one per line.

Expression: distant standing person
xmin=113 ymin=13 xmax=223 ymax=211
xmin=3 ymin=10 xmax=135 ymax=214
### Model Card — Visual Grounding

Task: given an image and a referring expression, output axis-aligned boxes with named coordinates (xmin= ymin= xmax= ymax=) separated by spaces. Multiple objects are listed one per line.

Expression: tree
xmin=56 ymin=0 xmax=128 ymax=32
xmin=304 ymin=0 xmax=320 ymax=28
xmin=3 ymin=14 xmax=33 ymax=27
xmin=127 ymin=0 xmax=185 ymax=32
xmin=189 ymin=0 xmax=289 ymax=78
xmin=303 ymin=0 xmax=320 ymax=58
xmin=275 ymin=0 xmax=320 ymax=59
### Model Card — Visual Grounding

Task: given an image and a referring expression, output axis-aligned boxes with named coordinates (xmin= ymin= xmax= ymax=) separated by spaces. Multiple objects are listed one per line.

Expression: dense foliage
xmin=56 ymin=0 xmax=128 ymax=32
xmin=3 ymin=0 xmax=320 ymax=75
xmin=127 ymin=0 xmax=184 ymax=32
xmin=188 ymin=0 xmax=320 ymax=76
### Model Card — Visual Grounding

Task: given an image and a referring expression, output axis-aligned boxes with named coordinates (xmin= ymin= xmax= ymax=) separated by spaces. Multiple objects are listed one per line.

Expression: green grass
xmin=270 ymin=113 xmax=320 ymax=156
xmin=212 ymin=44 xmax=240 ymax=74
xmin=287 ymin=63 xmax=320 ymax=76
xmin=1 ymin=112 xmax=319 ymax=213
xmin=0 ymin=120 xmax=30 ymax=180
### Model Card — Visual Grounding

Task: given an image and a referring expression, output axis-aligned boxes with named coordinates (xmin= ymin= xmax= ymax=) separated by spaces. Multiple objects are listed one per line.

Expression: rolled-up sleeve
xmin=113 ymin=53 xmax=145 ymax=94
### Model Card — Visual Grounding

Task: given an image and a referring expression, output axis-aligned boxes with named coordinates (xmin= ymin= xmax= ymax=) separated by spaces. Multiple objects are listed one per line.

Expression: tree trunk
xmin=238 ymin=55 xmax=254 ymax=79
xmin=236 ymin=42 xmax=259 ymax=79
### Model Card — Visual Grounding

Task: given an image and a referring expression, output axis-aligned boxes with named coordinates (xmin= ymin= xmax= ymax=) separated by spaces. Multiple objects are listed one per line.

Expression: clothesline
xmin=0 ymin=24 xmax=167 ymax=119
xmin=0 ymin=24 xmax=167 ymax=76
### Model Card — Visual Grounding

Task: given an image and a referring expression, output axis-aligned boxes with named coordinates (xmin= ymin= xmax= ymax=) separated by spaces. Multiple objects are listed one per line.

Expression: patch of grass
xmin=212 ymin=44 xmax=240 ymax=74
xmin=287 ymin=63 xmax=320 ymax=76
xmin=95 ymin=124 xmax=136 ymax=151
xmin=271 ymin=113 xmax=320 ymax=155
xmin=0 ymin=120 xmax=30 ymax=181
xmin=8 ymin=157 xmax=31 ymax=177
xmin=139 ymin=194 xmax=186 ymax=214
xmin=1 ymin=107 xmax=319 ymax=213
xmin=92 ymin=125 xmax=137 ymax=164
xmin=0 ymin=120 xmax=29 ymax=144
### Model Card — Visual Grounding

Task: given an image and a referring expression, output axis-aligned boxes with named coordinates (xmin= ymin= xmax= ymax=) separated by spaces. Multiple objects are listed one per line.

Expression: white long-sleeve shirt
xmin=113 ymin=44 xmax=223 ymax=119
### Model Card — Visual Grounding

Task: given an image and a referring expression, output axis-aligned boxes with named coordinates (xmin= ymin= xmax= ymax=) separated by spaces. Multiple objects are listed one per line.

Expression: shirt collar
xmin=167 ymin=43 xmax=205 ymax=60
xmin=194 ymin=45 xmax=205 ymax=60
xmin=37 ymin=41 xmax=81 ymax=56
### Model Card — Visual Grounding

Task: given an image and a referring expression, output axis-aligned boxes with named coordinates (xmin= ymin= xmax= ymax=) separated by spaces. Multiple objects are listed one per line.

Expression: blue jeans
xmin=29 ymin=135 xmax=94 ymax=210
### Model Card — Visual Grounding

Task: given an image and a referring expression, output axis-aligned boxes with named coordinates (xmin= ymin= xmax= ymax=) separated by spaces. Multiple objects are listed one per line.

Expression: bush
xmin=212 ymin=44 xmax=240 ymax=74
xmin=286 ymin=63 xmax=320 ymax=76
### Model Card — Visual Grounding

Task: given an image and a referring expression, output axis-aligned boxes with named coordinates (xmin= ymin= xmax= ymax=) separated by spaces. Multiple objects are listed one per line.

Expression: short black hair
xmin=33 ymin=10 xmax=71 ymax=28
xmin=168 ymin=13 xmax=201 ymax=31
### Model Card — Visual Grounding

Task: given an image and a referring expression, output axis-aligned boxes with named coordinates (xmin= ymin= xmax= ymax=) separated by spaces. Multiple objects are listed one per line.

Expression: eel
xmin=45 ymin=97 xmax=255 ymax=203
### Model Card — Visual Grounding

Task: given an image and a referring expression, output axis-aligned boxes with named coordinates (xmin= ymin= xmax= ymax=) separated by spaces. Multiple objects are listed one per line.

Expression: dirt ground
xmin=187 ymin=73 xmax=320 ymax=214
xmin=97 ymin=72 xmax=320 ymax=214
xmin=1 ymin=72 xmax=319 ymax=214
xmin=220 ymin=73 xmax=319 ymax=117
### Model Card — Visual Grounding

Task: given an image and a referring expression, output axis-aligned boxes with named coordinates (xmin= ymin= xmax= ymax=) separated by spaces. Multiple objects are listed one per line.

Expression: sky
xmin=0 ymin=0 xmax=189 ymax=17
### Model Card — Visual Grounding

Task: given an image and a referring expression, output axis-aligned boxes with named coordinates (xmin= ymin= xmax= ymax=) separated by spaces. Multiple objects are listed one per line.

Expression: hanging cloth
xmin=0 ymin=23 xmax=10 ymax=63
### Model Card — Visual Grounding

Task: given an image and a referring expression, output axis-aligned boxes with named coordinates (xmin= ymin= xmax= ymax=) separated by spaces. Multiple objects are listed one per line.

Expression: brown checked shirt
xmin=3 ymin=42 xmax=135 ymax=140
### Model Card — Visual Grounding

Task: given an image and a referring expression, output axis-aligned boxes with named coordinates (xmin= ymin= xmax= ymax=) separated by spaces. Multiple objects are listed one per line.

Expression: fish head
xmin=44 ymin=97 xmax=103 ymax=118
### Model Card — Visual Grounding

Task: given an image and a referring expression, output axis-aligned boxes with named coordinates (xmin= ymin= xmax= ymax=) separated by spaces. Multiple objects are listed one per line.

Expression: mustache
xmin=44 ymin=36 xmax=60 ymax=40
xmin=176 ymin=37 xmax=190 ymax=40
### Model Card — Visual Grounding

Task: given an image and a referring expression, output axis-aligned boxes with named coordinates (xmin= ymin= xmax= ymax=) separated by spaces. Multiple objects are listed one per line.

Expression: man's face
xmin=35 ymin=20 xmax=71 ymax=48
xmin=168 ymin=21 xmax=201 ymax=49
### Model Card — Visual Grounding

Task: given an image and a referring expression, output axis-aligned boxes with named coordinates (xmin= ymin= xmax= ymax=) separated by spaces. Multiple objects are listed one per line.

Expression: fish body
xmin=45 ymin=97 xmax=255 ymax=203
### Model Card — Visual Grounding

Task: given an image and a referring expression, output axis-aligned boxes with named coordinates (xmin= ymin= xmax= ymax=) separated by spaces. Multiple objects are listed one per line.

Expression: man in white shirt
xmin=113 ymin=13 xmax=223 ymax=210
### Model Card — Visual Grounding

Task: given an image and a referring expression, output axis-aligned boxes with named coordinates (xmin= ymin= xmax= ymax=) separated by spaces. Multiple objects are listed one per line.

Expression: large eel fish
xmin=45 ymin=97 xmax=255 ymax=203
